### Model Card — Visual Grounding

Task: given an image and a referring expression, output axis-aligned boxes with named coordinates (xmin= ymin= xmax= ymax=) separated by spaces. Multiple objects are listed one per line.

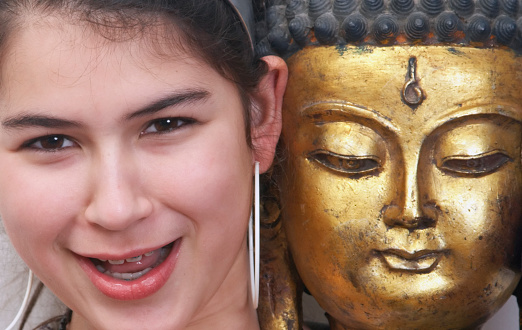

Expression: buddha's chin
xmin=328 ymin=310 xmax=491 ymax=330
xmin=314 ymin=267 xmax=517 ymax=330
xmin=327 ymin=291 xmax=503 ymax=330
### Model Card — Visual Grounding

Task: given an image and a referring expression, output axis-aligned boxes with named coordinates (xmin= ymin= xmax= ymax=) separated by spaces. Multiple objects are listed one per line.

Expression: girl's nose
xmin=84 ymin=151 xmax=153 ymax=231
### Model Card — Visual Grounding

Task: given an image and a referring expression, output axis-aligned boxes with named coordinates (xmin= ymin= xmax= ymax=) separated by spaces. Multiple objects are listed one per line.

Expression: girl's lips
xmin=77 ymin=239 xmax=182 ymax=300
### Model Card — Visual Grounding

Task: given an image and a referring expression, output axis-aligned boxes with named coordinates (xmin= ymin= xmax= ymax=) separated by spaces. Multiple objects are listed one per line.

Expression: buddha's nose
xmin=381 ymin=204 xmax=437 ymax=229
xmin=381 ymin=159 xmax=438 ymax=229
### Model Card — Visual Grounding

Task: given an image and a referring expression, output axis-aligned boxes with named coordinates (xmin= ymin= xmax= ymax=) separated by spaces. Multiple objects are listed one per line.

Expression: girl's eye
xmin=141 ymin=118 xmax=194 ymax=135
xmin=24 ymin=135 xmax=75 ymax=151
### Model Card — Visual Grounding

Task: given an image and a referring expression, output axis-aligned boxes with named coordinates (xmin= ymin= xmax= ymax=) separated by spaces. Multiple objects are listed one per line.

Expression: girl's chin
xmin=71 ymin=309 xmax=189 ymax=330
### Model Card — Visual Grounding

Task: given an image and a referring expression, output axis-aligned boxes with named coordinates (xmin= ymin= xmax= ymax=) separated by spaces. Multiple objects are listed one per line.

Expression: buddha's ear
xmin=250 ymin=55 xmax=288 ymax=173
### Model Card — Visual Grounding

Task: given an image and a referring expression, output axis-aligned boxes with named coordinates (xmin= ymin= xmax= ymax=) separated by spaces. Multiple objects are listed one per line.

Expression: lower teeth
xmin=98 ymin=267 xmax=153 ymax=280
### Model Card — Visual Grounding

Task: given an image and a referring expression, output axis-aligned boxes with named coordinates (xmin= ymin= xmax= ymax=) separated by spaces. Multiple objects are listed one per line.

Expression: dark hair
xmin=0 ymin=0 xmax=268 ymax=146
xmin=256 ymin=0 xmax=522 ymax=58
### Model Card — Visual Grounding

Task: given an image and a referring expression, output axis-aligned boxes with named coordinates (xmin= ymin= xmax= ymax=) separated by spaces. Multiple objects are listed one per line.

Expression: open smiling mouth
xmin=379 ymin=249 xmax=445 ymax=273
xmin=90 ymin=242 xmax=174 ymax=281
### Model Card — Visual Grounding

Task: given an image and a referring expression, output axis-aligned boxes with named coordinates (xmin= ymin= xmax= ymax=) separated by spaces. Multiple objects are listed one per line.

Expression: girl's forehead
xmin=4 ymin=13 xmax=191 ymax=74
xmin=0 ymin=16 xmax=222 ymax=124
xmin=1 ymin=15 xmax=203 ymax=93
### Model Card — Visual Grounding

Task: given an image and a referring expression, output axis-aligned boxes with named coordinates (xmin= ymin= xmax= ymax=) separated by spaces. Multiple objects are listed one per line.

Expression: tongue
xmin=103 ymin=249 xmax=162 ymax=274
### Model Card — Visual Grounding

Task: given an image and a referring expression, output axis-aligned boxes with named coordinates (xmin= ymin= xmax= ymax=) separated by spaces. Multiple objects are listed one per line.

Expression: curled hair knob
xmin=390 ymin=0 xmax=415 ymax=16
xmin=493 ymin=15 xmax=517 ymax=44
xmin=500 ymin=0 xmax=519 ymax=15
xmin=309 ymin=0 xmax=333 ymax=21
xmin=468 ymin=14 xmax=492 ymax=41
xmin=342 ymin=14 xmax=369 ymax=41
xmin=450 ymin=0 xmax=476 ymax=17
xmin=478 ymin=0 xmax=500 ymax=18
xmin=420 ymin=0 xmax=445 ymax=16
xmin=333 ymin=0 xmax=358 ymax=18
xmin=405 ymin=12 xmax=431 ymax=40
xmin=315 ymin=13 xmax=339 ymax=44
xmin=286 ymin=0 xmax=307 ymax=19
xmin=361 ymin=0 xmax=386 ymax=17
xmin=289 ymin=14 xmax=312 ymax=44
xmin=373 ymin=15 xmax=399 ymax=42
xmin=436 ymin=11 xmax=463 ymax=41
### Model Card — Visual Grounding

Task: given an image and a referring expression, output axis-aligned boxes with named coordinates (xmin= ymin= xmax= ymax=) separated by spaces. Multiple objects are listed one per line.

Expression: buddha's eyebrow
xmin=1 ymin=89 xmax=211 ymax=130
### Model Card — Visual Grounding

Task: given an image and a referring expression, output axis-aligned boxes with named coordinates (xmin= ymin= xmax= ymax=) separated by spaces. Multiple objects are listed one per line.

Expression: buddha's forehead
xmin=284 ymin=46 xmax=522 ymax=134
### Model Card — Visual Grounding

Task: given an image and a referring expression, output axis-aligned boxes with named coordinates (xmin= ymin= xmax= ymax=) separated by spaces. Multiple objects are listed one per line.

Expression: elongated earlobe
xmin=250 ymin=55 xmax=288 ymax=174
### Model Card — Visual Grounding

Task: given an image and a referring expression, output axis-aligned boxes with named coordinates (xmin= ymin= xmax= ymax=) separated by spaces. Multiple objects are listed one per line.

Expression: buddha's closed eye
xmin=308 ymin=150 xmax=381 ymax=175
xmin=439 ymin=151 xmax=512 ymax=176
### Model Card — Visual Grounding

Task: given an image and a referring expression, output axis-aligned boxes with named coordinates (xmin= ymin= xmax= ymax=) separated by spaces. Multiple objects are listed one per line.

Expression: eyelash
xmin=20 ymin=117 xmax=196 ymax=152
xmin=140 ymin=117 xmax=195 ymax=136
xmin=21 ymin=135 xmax=76 ymax=152
xmin=439 ymin=152 xmax=512 ymax=176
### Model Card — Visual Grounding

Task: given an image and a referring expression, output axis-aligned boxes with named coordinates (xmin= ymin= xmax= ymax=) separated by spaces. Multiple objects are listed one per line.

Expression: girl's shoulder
xmin=33 ymin=316 xmax=61 ymax=330
xmin=33 ymin=310 xmax=71 ymax=330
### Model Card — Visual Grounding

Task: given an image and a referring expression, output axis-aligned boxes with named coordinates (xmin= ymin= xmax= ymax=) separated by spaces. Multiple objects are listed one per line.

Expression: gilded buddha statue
xmin=253 ymin=0 xmax=522 ymax=329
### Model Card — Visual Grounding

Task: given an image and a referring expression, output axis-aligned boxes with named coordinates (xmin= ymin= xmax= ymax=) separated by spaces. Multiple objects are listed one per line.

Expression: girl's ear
xmin=250 ymin=55 xmax=288 ymax=173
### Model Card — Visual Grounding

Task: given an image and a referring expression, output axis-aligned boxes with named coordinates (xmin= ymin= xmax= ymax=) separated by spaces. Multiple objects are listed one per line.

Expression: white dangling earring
xmin=6 ymin=269 xmax=33 ymax=330
xmin=248 ymin=161 xmax=260 ymax=309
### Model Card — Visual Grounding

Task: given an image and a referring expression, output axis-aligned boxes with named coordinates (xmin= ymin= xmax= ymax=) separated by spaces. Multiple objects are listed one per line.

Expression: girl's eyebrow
xmin=125 ymin=89 xmax=210 ymax=120
xmin=1 ymin=89 xmax=211 ymax=130
xmin=2 ymin=115 xmax=82 ymax=130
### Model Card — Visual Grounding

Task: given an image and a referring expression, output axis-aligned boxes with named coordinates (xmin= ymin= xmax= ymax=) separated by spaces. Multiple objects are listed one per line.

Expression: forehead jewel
xmin=226 ymin=0 xmax=256 ymax=49
xmin=256 ymin=0 xmax=522 ymax=57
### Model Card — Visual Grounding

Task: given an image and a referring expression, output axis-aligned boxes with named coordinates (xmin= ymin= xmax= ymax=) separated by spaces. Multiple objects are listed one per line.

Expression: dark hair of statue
xmin=256 ymin=0 xmax=522 ymax=58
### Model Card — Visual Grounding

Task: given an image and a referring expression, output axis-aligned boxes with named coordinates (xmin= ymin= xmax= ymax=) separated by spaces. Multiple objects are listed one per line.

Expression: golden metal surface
xmin=278 ymin=46 xmax=522 ymax=329
xmin=258 ymin=195 xmax=302 ymax=330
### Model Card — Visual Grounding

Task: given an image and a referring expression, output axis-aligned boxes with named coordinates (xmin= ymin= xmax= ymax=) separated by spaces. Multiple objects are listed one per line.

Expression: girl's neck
xmin=185 ymin=245 xmax=259 ymax=330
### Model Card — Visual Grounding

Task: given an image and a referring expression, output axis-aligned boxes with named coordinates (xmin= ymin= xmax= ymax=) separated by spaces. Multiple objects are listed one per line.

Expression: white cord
xmin=6 ymin=269 xmax=33 ymax=330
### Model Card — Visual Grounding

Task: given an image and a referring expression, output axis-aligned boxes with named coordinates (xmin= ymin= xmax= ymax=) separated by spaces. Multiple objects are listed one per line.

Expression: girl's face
xmin=0 ymin=17 xmax=268 ymax=329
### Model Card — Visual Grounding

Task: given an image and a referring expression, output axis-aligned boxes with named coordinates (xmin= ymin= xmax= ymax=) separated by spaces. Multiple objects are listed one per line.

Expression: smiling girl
xmin=0 ymin=1 xmax=287 ymax=329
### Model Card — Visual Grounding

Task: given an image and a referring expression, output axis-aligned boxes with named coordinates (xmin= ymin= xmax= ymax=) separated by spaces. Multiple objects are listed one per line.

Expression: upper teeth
xmin=94 ymin=245 xmax=171 ymax=281
xmin=108 ymin=259 xmax=124 ymax=265
xmin=104 ymin=250 xmax=154 ymax=264
xmin=125 ymin=255 xmax=142 ymax=262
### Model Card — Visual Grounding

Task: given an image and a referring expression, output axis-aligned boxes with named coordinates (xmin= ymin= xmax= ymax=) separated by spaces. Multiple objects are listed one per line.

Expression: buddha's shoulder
xmin=304 ymin=322 xmax=330 ymax=330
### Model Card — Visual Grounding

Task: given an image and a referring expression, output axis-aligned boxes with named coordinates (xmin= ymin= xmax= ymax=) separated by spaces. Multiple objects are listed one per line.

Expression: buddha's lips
xmin=379 ymin=249 xmax=444 ymax=273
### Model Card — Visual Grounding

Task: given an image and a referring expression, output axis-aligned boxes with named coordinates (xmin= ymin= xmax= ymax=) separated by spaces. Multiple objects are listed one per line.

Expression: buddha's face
xmin=280 ymin=46 xmax=522 ymax=329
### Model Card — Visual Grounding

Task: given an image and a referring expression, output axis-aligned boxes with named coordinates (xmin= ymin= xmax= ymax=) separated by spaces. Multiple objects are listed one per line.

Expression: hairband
xmin=227 ymin=0 xmax=255 ymax=49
